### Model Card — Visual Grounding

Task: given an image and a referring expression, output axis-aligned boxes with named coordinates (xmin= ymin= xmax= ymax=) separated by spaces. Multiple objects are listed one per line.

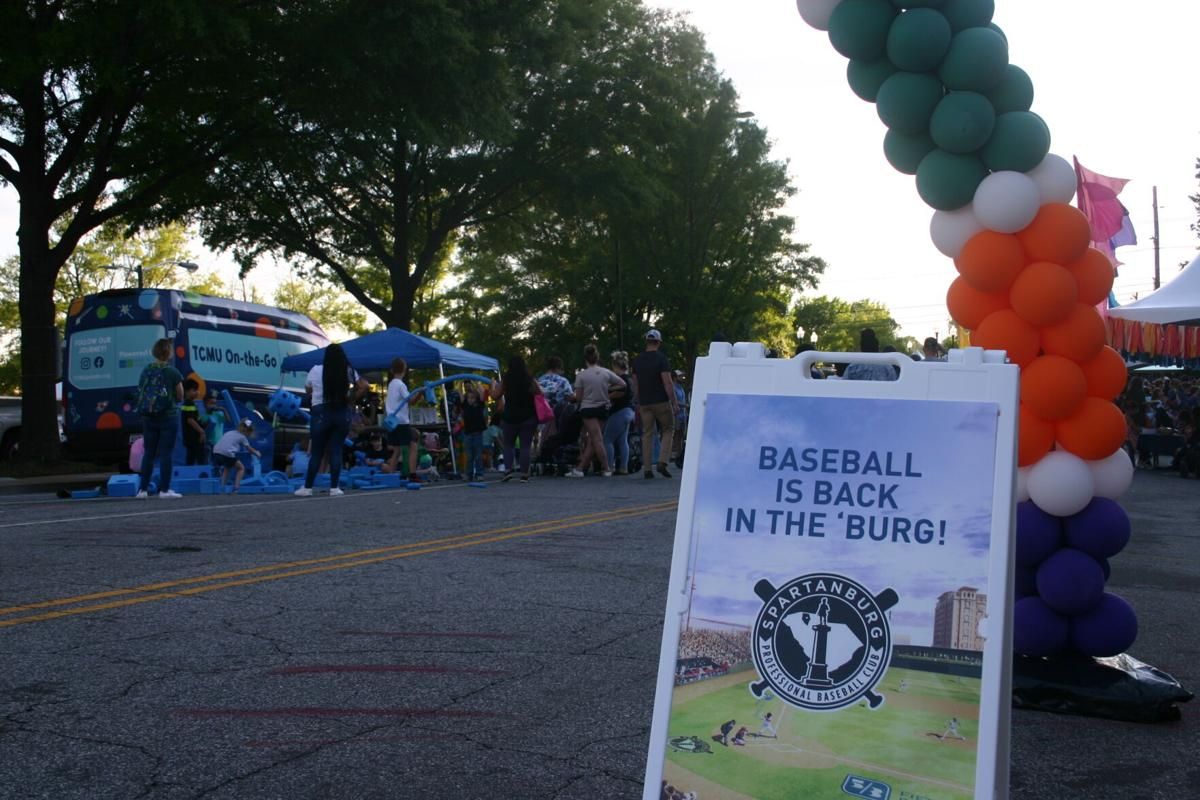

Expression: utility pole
xmin=1152 ymin=185 xmax=1161 ymax=290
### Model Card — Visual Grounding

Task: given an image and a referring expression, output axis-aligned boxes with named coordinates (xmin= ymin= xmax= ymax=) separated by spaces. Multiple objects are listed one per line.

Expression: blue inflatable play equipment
xmin=381 ymin=373 xmax=494 ymax=432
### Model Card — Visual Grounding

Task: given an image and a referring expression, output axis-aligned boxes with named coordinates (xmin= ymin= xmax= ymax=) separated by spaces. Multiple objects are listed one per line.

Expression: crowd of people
xmin=677 ymin=627 xmax=752 ymax=667
xmin=1121 ymin=374 xmax=1200 ymax=474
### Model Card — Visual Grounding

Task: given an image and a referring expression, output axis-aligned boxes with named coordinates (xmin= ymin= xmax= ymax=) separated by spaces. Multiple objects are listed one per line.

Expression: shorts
xmin=579 ymin=406 xmax=609 ymax=421
xmin=213 ymin=453 xmax=240 ymax=469
xmin=387 ymin=424 xmax=418 ymax=446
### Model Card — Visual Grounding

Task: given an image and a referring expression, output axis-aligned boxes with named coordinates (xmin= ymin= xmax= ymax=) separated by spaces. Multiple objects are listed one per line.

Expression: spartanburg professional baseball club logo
xmin=750 ymin=573 xmax=898 ymax=712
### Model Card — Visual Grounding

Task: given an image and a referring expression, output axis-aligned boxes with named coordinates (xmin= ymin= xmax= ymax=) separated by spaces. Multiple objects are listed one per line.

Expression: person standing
xmin=295 ymin=343 xmax=366 ymax=497
xmin=602 ymin=350 xmax=635 ymax=475
xmin=461 ymin=385 xmax=488 ymax=481
xmin=537 ymin=356 xmax=574 ymax=410
xmin=844 ymin=328 xmax=898 ymax=382
xmin=492 ymin=356 xmax=543 ymax=483
xmin=180 ymin=379 xmax=207 ymax=465
xmin=566 ymin=344 xmax=625 ymax=478
xmin=922 ymin=336 xmax=946 ymax=362
xmin=384 ymin=357 xmax=420 ymax=480
xmin=631 ymin=329 xmax=678 ymax=478
xmin=135 ymin=338 xmax=185 ymax=499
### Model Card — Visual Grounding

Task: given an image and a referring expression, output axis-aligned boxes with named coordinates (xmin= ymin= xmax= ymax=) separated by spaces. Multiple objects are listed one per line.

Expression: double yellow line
xmin=0 ymin=501 xmax=677 ymax=629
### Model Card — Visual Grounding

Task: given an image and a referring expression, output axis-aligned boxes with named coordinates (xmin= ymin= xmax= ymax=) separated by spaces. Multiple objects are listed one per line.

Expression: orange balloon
xmin=1009 ymin=261 xmax=1078 ymax=327
xmin=947 ymin=277 xmax=1010 ymax=330
xmin=1017 ymin=203 xmax=1092 ymax=265
xmin=1018 ymin=404 xmax=1055 ymax=467
xmin=973 ymin=309 xmax=1041 ymax=366
xmin=954 ymin=231 xmax=1028 ymax=293
xmin=1020 ymin=355 xmax=1087 ymax=421
xmin=186 ymin=372 xmax=208 ymax=400
xmin=1080 ymin=346 xmax=1128 ymax=400
xmin=1067 ymin=248 xmax=1115 ymax=306
xmin=1041 ymin=304 xmax=1106 ymax=363
xmin=1055 ymin=397 xmax=1127 ymax=460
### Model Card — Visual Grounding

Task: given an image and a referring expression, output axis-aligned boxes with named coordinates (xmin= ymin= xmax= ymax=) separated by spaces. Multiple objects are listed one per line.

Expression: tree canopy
xmin=794 ymin=295 xmax=916 ymax=354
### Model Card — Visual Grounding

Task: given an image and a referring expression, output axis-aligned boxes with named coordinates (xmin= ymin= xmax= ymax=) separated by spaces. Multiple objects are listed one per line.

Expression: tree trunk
xmin=17 ymin=251 xmax=62 ymax=461
xmin=382 ymin=282 xmax=415 ymax=331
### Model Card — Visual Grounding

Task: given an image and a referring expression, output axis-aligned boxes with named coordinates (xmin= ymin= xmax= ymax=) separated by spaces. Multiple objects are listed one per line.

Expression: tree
xmin=793 ymin=296 xmax=908 ymax=353
xmin=440 ymin=12 xmax=823 ymax=372
xmin=191 ymin=0 xmax=629 ymax=336
xmin=272 ymin=276 xmax=373 ymax=340
xmin=0 ymin=0 xmax=274 ymax=457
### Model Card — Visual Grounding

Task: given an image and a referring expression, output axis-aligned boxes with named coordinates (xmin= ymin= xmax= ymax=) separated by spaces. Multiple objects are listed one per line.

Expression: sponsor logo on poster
xmin=843 ymin=774 xmax=891 ymax=799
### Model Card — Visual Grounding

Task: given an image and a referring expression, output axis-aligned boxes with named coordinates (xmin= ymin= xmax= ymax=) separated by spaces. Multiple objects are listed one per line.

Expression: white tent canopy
xmin=1108 ymin=253 xmax=1200 ymax=325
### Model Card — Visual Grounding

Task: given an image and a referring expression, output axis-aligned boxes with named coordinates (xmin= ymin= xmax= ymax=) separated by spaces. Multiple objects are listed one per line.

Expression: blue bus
xmin=62 ymin=288 xmax=329 ymax=466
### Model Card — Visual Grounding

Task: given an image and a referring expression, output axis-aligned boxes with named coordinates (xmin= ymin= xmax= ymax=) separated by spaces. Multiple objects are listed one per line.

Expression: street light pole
xmin=101 ymin=260 xmax=200 ymax=289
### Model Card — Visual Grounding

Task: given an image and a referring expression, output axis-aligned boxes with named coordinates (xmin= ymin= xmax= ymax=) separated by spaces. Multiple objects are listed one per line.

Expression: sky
xmin=3 ymin=1 xmax=1199 ymax=343
xmin=684 ymin=393 xmax=999 ymax=648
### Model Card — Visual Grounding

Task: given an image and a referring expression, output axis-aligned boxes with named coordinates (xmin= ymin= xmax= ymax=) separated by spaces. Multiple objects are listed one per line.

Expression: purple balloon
xmin=1064 ymin=498 xmax=1131 ymax=560
xmin=1014 ymin=566 xmax=1038 ymax=599
xmin=1070 ymin=593 xmax=1138 ymax=657
xmin=1013 ymin=596 xmax=1069 ymax=656
xmin=1016 ymin=500 xmax=1062 ymax=568
xmin=1035 ymin=548 xmax=1105 ymax=615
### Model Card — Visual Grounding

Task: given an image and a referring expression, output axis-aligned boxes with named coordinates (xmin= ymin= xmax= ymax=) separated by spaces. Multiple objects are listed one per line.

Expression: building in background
xmin=932 ymin=586 xmax=988 ymax=651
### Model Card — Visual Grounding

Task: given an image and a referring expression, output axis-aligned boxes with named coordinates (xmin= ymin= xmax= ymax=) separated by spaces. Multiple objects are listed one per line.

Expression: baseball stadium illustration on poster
xmin=645 ymin=346 xmax=1018 ymax=800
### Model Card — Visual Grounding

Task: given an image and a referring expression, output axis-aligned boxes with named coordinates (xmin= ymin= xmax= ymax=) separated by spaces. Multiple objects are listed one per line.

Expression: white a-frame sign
xmin=645 ymin=345 xmax=1018 ymax=800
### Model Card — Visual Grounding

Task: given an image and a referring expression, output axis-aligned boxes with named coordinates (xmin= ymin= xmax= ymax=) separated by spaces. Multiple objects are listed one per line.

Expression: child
xmin=461 ymin=386 xmax=488 ymax=480
xmin=414 ymin=452 xmax=440 ymax=482
xmin=180 ymin=380 xmax=207 ymax=465
xmin=203 ymin=394 xmax=228 ymax=463
xmin=212 ymin=419 xmax=262 ymax=493
xmin=359 ymin=430 xmax=390 ymax=469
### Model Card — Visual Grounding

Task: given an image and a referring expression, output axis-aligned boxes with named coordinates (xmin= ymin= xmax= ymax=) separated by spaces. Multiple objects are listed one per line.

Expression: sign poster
xmin=659 ymin=393 xmax=1000 ymax=800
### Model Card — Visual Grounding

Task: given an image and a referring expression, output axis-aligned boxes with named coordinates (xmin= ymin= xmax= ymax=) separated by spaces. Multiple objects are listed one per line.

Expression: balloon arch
xmin=796 ymin=0 xmax=1136 ymax=657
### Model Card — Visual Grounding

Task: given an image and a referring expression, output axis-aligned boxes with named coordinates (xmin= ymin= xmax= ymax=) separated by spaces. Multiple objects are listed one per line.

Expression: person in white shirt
xmin=384 ymin=357 xmax=419 ymax=479
xmin=212 ymin=419 xmax=262 ymax=493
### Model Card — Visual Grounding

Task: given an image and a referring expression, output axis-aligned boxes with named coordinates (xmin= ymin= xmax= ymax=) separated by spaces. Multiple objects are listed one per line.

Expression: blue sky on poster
xmin=685 ymin=394 xmax=998 ymax=647
xmin=2 ymin=2 xmax=1197 ymax=342
xmin=647 ymin=0 xmax=1200 ymax=341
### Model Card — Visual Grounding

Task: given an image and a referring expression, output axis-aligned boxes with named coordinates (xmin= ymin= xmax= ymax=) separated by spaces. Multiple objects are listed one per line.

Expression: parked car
xmin=0 ymin=390 xmax=67 ymax=460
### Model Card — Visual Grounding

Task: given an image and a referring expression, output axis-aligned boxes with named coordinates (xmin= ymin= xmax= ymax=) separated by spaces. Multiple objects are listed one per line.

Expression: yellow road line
xmin=0 ymin=502 xmax=676 ymax=629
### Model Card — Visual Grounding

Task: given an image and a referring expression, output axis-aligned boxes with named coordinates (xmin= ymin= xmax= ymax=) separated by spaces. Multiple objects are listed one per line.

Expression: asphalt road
xmin=0 ymin=470 xmax=1194 ymax=800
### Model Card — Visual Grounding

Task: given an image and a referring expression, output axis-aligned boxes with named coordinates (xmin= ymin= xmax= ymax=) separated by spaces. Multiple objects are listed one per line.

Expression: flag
xmin=1074 ymin=157 xmax=1130 ymax=245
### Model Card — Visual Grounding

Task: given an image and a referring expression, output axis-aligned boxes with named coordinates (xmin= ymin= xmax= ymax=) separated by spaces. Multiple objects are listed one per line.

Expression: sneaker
xmin=614 ymin=469 xmax=628 ymax=476
xmin=520 ymin=474 xmax=531 ymax=483
xmin=501 ymin=472 xmax=515 ymax=482
xmin=656 ymin=462 xmax=673 ymax=478
xmin=565 ymin=468 xmax=585 ymax=478
xmin=158 ymin=490 xmax=182 ymax=499
xmin=294 ymin=487 xmax=313 ymax=497
xmin=644 ymin=470 xmax=654 ymax=479
xmin=601 ymin=470 xmax=614 ymax=477
xmin=329 ymin=488 xmax=344 ymax=497
xmin=135 ymin=490 xmax=149 ymax=499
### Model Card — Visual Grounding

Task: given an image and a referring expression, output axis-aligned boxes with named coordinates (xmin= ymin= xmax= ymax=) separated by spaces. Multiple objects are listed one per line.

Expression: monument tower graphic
xmin=802 ymin=597 xmax=835 ymax=688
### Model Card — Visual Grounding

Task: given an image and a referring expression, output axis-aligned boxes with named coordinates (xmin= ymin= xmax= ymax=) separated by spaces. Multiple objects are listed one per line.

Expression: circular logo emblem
xmin=750 ymin=573 xmax=896 ymax=712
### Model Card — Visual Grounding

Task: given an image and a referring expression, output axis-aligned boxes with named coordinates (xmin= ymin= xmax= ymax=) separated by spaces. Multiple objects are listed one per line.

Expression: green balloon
xmin=890 ymin=0 xmax=944 ymax=6
xmin=829 ymin=0 xmax=897 ymax=61
xmin=939 ymin=0 xmax=994 ymax=32
xmin=886 ymin=9 xmax=952 ymax=72
xmin=939 ymin=27 xmax=1008 ymax=92
xmin=929 ymin=91 xmax=995 ymax=154
xmin=876 ymin=71 xmax=945 ymax=135
xmin=987 ymin=21 xmax=1008 ymax=44
xmin=916 ymin=149 xmax=988 ymax=210
xmin=981 ymin=111 xmax=1051 ymax=172
xmin=986 ymin=64 xmax=1034 ymax=113
xmin=884 ymin=129 xmax=937 ymax=174
xmin=847 ymin=58 xmax=898 ymax=102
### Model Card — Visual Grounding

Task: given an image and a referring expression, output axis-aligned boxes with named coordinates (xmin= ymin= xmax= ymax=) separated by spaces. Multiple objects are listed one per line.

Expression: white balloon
xmin=1016 ymin=466 xmax=1031 ymax=502
xmin=1027 ymin=153 xmax=1076 ymax=205
xmin=796 ymin=0 xmax=844 ymax=31
xmin=1088 ymin=448 xmax=1134 ymax=499
xmin=1028 ymin=451 xmax=1096 ymax=517
xmin=930 ymin=206 xmax=984 ymax=259
xmin=973 ymin=171 xmax=1041 ymax=233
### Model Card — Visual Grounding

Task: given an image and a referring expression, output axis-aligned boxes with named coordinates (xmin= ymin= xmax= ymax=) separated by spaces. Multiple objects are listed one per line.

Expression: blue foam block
xmin=106 ymin=475 xmax=140 ymax=497
xmin=173 ymin=465 xmax=215 ymax=480
xmin=468 ymin=482 xmax=488 ymax=489
xmin=357 ymin=484 xmax=387 ymax=491
xmin=406 ymin=482 xmax=422 ymax=490
xmin=373 ymin=473 xmax=403 ymax=488
xmin=71 ymin=488 xmax=102 ymax=499
xmin=313 ymin=474 xmax=331 ymax=488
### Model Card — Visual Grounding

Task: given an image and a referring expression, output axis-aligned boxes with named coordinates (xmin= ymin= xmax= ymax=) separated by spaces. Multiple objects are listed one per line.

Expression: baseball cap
xmin=645 ymin=329 xmax=662 ymax=341
xmin=240 ymin=418 xmax=255 ymax=429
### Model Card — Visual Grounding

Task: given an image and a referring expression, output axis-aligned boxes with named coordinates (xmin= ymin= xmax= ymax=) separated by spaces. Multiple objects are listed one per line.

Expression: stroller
xmin=534 ymin=401 xmax=582 ymax=476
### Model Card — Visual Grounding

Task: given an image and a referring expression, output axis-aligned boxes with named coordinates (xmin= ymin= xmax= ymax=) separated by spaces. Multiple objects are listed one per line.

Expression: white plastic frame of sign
xmin=643 ymin=344 xmax=1019 ymax=800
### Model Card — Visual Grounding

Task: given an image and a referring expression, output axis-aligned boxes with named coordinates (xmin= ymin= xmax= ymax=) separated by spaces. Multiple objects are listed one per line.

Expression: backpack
xmin=136 ymin=363 xmax=173 ymax=415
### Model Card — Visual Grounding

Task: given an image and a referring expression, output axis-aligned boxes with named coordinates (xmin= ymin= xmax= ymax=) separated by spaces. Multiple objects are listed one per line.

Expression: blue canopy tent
xmin=279 ymin=327 xmax=498 ymax=374
xmin=280 ymin=328 xmax=499 ymax=475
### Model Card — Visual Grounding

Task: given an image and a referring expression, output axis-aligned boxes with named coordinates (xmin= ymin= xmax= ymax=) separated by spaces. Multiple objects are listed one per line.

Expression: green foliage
xmin=794 ymin=296 xmax=910 ymax=353
xmin=272 ymin=276 xmax=373 ymax=339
